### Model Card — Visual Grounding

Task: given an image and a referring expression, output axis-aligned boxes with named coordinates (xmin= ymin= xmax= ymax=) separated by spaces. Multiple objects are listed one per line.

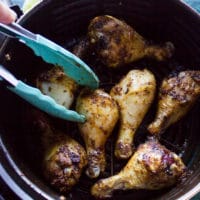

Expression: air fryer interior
xmin=0 ymin=0 xmax=200 ymax=199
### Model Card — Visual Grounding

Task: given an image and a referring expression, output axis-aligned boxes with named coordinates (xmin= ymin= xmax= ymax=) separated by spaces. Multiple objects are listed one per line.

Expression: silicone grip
xmin=23 ymin=35 xmax=99 ymax=89
xmin=8 ymin=81 xmax=86 ymax=123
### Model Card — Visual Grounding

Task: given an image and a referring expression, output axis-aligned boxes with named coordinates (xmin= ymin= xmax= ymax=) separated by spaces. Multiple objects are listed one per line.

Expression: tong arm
xmin=0 ymin=22 xmax=36 ymax=40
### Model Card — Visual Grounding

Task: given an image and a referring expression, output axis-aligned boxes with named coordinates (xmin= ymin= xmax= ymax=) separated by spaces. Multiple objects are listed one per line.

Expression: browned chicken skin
xmin=27 ymin=110 xmax=87 ymax=192
xmin=148 ymin=70 xmax=200 ymax=135
xmin=76 ymin=89 xmax=119 ymax=178
xmin=88 ymin=15 xmax=174 ymax=68
xmin=110 ymin=69 xmax=156 ymax=159
xmin=91 ymin=138 xmax=186 ymax=199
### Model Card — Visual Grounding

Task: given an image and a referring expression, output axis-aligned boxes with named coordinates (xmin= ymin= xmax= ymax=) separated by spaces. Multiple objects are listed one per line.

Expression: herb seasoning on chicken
xmin=26 ymin=110 xmax=87 ymax=192
xmin=88 ymin=15 xmax=174 ymax=68
xmin=91 ymin=138 xmax=186 ymax=199
xmin=36 ymin=66 xmax=78 ymax=109
xmin=148 ymin=70 xmax=200 ymax=135
xmin=76 ymin=89 xmax=119 ymax=178
xmin=110 ymin=69 xmax=156 ymax=159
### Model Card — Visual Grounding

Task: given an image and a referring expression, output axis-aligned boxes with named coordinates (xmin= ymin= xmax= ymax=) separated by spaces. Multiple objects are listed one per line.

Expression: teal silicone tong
xmin=0 ymin=22 xmax=99 ymax=122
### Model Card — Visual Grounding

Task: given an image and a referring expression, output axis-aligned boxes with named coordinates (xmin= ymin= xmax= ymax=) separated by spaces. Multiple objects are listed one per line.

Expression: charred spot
xmin=59 ymin=145 xmax=67 ymax=153
xmin=95 ymin=147 xmax=103 ymax=155
xmin=117 ymin=142 xmax=132 ymax=154
xmin=162 ymin=152 xmax=175 ymax=167
xmin=69 ymin=152 xmax=80 ymax=163
xmin=88 ymin=148 xmax=103 ymax=160
xmin=57 ymin=152 xmax=72 ymax=167
xmin=150 ymin=141 xmax=161 ymax=151
xmin=48 ymin=87 xmax=52 ymax=92
xmin=168 ymin=90 xmax=189 ymax=103
xmin=91 ymin=17 xmax=110 ymax=30
xmin=97 ymin=35 xmax=109 ymax=50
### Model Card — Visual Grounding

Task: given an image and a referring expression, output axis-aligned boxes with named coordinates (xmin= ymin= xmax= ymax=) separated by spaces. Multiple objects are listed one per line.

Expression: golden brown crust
xmin=148 ymin=70 xmax=200 ymax=135
xmin=26 ymin=110 xmax=87 ymax=193
xmin=91 ymin=139 xmax=186 ymax=198
xmin=44 ymin=137 xmax=87 ymax=192
xmin=88 ymin=15 xmax=174 ymax=68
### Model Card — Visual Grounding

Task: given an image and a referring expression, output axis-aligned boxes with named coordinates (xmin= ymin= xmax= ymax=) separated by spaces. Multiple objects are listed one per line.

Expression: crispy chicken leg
xmin=148 ymin=70 xmax=200 ymax=135
xmin=36 ymin=66 xmax=78 ymax=109
xmin=110 ymin=69 xmax=156 ymax=159
xmin=76 ymin=89 xmax=119 ymax=178
xmin=88 ymin=15 xmax=174 ymax=68
xmin=26 ymin=110 xmax=87 ymax=192
xmin=91 ymin=138 xmax=186 ymax=199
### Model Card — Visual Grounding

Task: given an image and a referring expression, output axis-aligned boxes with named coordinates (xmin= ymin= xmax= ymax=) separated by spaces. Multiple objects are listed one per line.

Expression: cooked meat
xmin=88 ymin=15 xmax=174 ymax=68
xmin=27 ymin=110 xmax=87 ymax=192
xmin=36 ymin=66 xmax=78 ymax=109
xmin=148 ymin=70 xmax=200 ymax=135
xmin=91 ymin=138 xmax=186 ymax=199
xmin=76 ymin=88 xmax=119 ymax=178
xmin=110 ymin=69 xmax=156 ymax=159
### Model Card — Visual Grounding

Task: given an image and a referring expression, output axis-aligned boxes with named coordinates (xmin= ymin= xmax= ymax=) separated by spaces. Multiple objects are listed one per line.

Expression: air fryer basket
xmin=0 ymin=0 xmax=200 ymax=199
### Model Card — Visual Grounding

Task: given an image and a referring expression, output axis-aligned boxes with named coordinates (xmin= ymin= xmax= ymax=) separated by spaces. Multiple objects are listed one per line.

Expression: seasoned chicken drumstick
xmin=91 ymin=138 xmax=186 ymax=199
xmin=88 ymin=15 xmax=174 ymax=68
xmin=36 ymin=66 xmax=78 ymax=109
xmin=110 ymin=69 xmax=156 ymax=159
xmin=148 ymin=70 xmax=200 ymax=135
xmin=76 ymin=89 xmax=119 ymax=178
xmin=26 ymin=110 xmax=87 ymax=192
